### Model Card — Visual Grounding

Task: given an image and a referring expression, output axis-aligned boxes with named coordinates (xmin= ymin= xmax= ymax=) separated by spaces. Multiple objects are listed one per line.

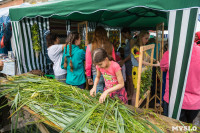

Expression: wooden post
xmin=159 ymin=23 xmax=164 ymax=114
xmin=155 ymin=25 xmax=159 ymax=111
xmin=135 ymin=47 xmax=143 ymax=108
xmin=149 ymin=22 xmax=164 ymax=114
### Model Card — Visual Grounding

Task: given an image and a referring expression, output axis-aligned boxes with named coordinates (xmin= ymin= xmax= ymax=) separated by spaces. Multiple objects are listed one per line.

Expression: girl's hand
xmin=88 ymin=78 xmax=93 ymax=85
xmin=156 ymin=61 xmax=160 ymax=67
xmin=90 ymin=87 xmax=96 ymax=97
xmin=153 ymin=61 xmax=160 ymax=67
xmin=99 ymin=91 xmax=109 ymax=103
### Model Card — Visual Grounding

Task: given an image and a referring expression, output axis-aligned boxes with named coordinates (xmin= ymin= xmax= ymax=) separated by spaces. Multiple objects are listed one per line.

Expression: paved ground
xmin=193 ymin=112 xmax=200 ymax=127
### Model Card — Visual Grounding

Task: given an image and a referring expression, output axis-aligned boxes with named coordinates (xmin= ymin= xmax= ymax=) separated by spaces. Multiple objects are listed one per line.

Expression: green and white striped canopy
xmin=11 ymin=18 xmax=49 ymax=74
xmin=9 ymin=0 xmax=200 ymax=120
xmin=168 ymin=8 xmax=200 ymax=119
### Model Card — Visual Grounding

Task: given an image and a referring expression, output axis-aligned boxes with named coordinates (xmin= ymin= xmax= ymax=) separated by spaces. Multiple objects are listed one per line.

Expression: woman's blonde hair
xmin=135 ymin=30 xmax=149 ymax=46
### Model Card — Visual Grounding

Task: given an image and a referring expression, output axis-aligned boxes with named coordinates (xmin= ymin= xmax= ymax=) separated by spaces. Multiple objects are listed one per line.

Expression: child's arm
xmin=99 ymin=70 xmax=124 ymax=103
xmin=136 ymin=58 xmax=160 ymax=67
xmin=90 ymin=70 xmax=101 ymax=97
xmin=85 ymin=46 xmax=92 ymax=80
xmin=62 ymin=44 xmax=66 ymax=51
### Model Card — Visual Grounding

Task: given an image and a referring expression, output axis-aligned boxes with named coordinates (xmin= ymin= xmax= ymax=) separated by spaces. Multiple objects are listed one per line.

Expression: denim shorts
xmin=76 ymin=83 xmax=86 ymax=89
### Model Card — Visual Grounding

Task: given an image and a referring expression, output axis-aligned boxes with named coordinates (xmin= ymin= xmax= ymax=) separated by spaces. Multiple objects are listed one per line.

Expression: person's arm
xmin=0 ymin=61 xmax=4 ymax=71
xmin=136 ymin=57 xmax=160 ymax=67
xmin=90 ymin=69 xmax=101 ymax=97
xmin=62 ymin=44 xmax=66 ymax=51
xmin=85 ymin=46 xmax=92 ymax=79
xmin=112 ymin=45 xmax=116 ymax=61
xmin=99 ymin=70 xmax=124 ymax=103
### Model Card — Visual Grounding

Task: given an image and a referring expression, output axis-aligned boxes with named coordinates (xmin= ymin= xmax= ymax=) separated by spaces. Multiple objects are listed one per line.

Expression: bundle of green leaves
xmin=0 ymin=74 xmax=164 ymax=133
xmin=31 ymin=24 xmax=41 ymax=52
xmin=140 ymin=66 xmax=152 ymax=98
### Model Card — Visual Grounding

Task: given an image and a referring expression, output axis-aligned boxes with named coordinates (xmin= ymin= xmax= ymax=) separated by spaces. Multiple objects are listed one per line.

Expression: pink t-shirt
xmin=96 ymin=61 xmax=121 ymax=88
xmin=96 ymin=61 xmax=128 ymax=104
xmin=161 ymin=44 xmax=200 ymax=110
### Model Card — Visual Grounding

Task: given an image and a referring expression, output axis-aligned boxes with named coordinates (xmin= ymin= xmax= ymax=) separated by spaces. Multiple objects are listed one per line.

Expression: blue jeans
xmin=163 ymin=100 xmax=168 ymax=116
xmin=76 ymin=83 xmax=86 ymax=89
xmin=93 ymin=75 xmax=105 ymax=94
xmin=55 ymin=74 xmax=67 ymax=83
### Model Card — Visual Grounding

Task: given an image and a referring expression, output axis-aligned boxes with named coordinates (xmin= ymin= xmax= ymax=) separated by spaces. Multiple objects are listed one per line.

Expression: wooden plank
xmin=34 ymin=117 xmax=50 ymax=133
xmin=135 ymin=46 xmax=143 ymax=108
xmin=146 ymin=91 xmax=150 ymax=109
xmin=141 ymin=44 xmax=155 ymax=51
xmin=159 ymin=22 xmax=165 ymax=114
xmin=138 ymin=90 xmax=150 ymax=107
xmin=22 ymin=106 xmax=62 ymax=131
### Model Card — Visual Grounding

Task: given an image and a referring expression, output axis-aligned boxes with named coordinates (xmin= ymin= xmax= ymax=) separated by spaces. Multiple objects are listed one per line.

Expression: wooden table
xmin=1 ymin=76 xmax=196 ymax=133
xmin=18 ymin=104 xmax=187 ymax=133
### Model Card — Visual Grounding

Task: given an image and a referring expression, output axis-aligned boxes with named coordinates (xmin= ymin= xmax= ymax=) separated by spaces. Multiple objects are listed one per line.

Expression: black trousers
xmin=179 ymin=109 xmax=199 ymax=123
xmin=163 ymin=100 xmax=199 ymax=123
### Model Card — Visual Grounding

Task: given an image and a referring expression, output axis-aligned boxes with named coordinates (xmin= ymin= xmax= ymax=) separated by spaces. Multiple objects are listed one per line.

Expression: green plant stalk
xmin=0 ymin=74 xmax=166 ymax=133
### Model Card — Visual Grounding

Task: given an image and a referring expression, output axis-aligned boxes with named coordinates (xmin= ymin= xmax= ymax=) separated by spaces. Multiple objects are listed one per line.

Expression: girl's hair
xmin=92 ymin=48 xmax=113 ymax=64
xmin=135 ymin=30 xmax=149 ymax=46
xmin=91 ymin=26 xmax=113 ymax=57
xmin=46 ymin=33 xmax=59 ymax=47
xmin=63 ymin=32 xmax=80 ymax=72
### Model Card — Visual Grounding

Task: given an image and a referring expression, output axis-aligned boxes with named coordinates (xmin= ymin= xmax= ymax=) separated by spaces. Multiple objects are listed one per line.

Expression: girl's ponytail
xmin=69 ymin=42 xmax=73 ymax=72
xmin=63 ymin=32 xmax=79 ymax=71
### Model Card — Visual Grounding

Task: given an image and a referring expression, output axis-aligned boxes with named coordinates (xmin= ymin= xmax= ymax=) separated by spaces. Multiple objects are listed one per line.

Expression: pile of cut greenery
xmin=0 ymin=74 xmax=164 ymax=133
xmin=140 ymin=66 xmax=152 ymax=98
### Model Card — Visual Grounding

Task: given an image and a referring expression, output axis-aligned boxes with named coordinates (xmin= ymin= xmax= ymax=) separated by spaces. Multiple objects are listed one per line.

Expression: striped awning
xmin=168 ymin=8 xmax=199 ymax=119
xmin=11 ymin=17 xmax=49 ymax=74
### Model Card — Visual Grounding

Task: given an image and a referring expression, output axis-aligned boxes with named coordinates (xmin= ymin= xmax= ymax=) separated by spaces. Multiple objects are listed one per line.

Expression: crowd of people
xmin=45 ymin=27 xmax=200 ymax=124
xmin=1 ymin=27 xmax=199 ymax=124
xmin=46 ymin=26 xmax=162 ymax=105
